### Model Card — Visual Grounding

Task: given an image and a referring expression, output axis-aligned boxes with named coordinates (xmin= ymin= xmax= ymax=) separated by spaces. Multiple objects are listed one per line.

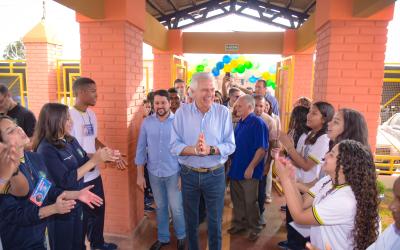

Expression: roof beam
xmin=54 ymin=0 xmax=104 ymax=19
xmin=147 ymin=0 xmax=165 ymax=17
xmin=158 ymin=0 xmax=309 ymax=29
xmin=353 ymin=0 xmax=395 ymax=17
xmin=167 ymin=0 xmax=178 ymax=11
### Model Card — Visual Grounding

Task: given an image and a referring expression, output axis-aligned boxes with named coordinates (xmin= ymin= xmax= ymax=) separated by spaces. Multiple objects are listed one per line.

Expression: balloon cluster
xmin=190 ymin=55 xmax=278 ymax=89
xmin=209 ymin=55 xmax=255 ymax=77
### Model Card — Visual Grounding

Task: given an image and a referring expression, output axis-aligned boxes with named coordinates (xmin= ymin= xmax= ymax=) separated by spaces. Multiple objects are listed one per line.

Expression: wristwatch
xmin=209 ymin=146 xmax=216 ymax=155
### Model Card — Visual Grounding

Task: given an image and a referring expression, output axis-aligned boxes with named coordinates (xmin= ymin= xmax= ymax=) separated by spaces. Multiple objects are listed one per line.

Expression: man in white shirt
xmin=70 ymin=77 xmax=126 ymax=250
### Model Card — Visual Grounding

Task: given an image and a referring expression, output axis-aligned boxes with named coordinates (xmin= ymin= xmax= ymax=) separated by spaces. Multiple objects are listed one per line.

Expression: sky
xmin=0 ymin=0 xmax=399 ymax=64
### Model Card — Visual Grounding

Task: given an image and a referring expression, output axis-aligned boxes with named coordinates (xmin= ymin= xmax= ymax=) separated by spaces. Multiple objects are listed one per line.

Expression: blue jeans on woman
xmin=148 ymin=172 xmax=186 ymax=243
xmin=180 ymin=165 xmax=226 ymax=250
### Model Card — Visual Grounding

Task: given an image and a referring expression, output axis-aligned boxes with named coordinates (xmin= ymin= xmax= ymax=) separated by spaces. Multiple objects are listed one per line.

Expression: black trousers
xmin=286 ymin=205 xmax=310 ymax=249
xmin=82 ymin=176 xmax=106 ymax=248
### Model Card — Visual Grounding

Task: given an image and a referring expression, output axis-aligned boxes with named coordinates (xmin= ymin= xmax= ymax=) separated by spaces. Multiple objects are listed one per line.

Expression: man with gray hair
xmin=228 ymin=94 xmax=269 ymax=241
xmin=171 ymin=72 xmax=235 ymax=250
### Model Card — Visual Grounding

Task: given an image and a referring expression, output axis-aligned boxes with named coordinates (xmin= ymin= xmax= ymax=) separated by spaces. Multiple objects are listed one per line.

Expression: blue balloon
xmin=249 ymin=76 xmax=258 ymax=83
xmin=212 ymin=67 xmax=220 ymax=77
xmin=216 ymin=61 xmax=224 ymax=70
xmin=222 ymin=55 xmax=231 ymax=64
xmin=269 ymin=65 xmax=277 ymax=73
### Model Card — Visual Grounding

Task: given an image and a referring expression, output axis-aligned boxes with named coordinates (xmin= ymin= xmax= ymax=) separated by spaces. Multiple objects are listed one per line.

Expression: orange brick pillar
xmin=153 ymin=29 xmax=184 ymax=90
xmin=153 ymin=51 xmax=174 ymax=90
xmin=23 ymin=21 xmax=61 ymax=117
xmin=292 ymin=54 xmax=314 ymax=102
xmin=313 ymin=0 xmax=394 ymax=151
xmin=78 ymin=1 xmax=146 ymax=236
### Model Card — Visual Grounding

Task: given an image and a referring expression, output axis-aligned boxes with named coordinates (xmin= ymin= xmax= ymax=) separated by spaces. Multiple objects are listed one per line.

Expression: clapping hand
xmin=54 ymin=193 xmax=76 ymax=214
xmin=274 ymin=151 xmax=296 ymax=182
xmin=196 ymin=133 xmax=210 ymax=156
xmin=0 ymin=143 xmax=20 ymax=181
xmin=77 ymin=185 xmax=104 ymax=209
xmin=112 ymin=150 xmax=128 ymax=170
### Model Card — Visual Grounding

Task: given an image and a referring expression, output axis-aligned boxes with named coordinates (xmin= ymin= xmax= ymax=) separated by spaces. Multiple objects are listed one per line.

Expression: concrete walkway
xmin=103 ymin=190 xmax=287 ymax=250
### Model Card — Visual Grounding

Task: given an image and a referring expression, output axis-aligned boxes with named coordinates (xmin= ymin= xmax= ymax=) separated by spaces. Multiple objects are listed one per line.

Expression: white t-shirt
xmin=309 ymin=176 xmax=357 ymax=250
xmin=295 ymin=133 xmax=330 ymax=184
xmin=69 ymin=107 xmax=100 ymax=183
xmin=367 ymin=224 xmax=400 ymax=250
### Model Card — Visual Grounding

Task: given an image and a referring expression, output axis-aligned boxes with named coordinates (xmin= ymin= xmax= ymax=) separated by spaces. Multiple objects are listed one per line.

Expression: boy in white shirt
xmin=70 ymin=77 xmax=126 ymax=250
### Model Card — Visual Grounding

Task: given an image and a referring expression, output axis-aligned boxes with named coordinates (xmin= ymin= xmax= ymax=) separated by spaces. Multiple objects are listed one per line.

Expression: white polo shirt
xmin=308 ymin=176 xmax=357 ymax=250
xmin=69 ymin=107 xmax=100 ymax=183
xmin=295 ymin=133 xmax=330 ymax=184
xmin=367 ymin=223 xmax=400 ymax=250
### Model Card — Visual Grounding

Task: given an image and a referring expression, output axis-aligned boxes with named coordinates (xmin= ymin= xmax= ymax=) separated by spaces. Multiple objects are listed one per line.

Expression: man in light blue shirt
xmin=135 ymin=90 xmax=186 ymax=250
xmin=254 ymin=79 xmax=280 ymax=116
xmin=170 ymin=72 xmax=235 ymax=250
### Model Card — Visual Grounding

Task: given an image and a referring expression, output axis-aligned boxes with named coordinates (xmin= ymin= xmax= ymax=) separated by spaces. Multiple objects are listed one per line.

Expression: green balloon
xmin=244 ymin=61 xmax=253 ymax=69
xmin=236 ymin=64 xmax=245 ymax=74
xmin=266 ymin=80 xmax=275 ymax=87
xmin=231 ymin=68 xmax=237 ymax=73
xmin=196 ymin=65 xmax=205 ymax=72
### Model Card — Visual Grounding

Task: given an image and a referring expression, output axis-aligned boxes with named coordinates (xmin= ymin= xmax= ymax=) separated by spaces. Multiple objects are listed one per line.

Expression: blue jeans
xmin=180 ymin=165 xmax=226 ymax=250
xmin=148 ymin=172 xmax=186 ymax=243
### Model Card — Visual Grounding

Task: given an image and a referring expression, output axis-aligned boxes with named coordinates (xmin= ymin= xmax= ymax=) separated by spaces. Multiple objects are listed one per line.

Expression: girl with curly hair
xmin=276 ymin=139 xmax=380 ymax=250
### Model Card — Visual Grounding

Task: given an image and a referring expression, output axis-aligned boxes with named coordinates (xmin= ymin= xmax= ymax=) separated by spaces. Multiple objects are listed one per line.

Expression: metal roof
xmin=146 ymin=0 xmax=316 ymax=29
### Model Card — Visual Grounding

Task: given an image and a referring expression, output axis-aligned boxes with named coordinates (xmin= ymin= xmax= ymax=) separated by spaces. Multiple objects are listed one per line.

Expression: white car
xmin=376 ymin=113 xmax=400 ymax=157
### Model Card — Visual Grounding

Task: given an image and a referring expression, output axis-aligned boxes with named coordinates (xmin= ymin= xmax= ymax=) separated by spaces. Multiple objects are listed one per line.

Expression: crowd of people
xmin=1 ymin=71 xmax=400 ymax=250
xmin=0 ymin=80 xmax=126 ymax=250
xmin=136 ymin=72 xmax=399 ymax=250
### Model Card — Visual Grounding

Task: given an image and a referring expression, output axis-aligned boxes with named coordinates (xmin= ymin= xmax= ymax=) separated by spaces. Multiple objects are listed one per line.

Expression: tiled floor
xmin=103 ymin=190 xmax=287 ymax=250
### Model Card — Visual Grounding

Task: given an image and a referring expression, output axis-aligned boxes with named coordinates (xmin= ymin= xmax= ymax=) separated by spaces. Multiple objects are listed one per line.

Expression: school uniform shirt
xmin=69 ymin=107 xmax=100 ymax=183
xmin=36 ymin=138 xmax=89 ymax=191
xmin=0 ymin=152 xmax=62 ymax=250
xmin=308 ymin=175 xmax=357 ymax=250
xmin=295 ymin=132 xmax=330 ymax=184
xmin=367 ymin=223 xmax=400 ymax=250
xmin=229 ymin=113 xmax=269 ymax=180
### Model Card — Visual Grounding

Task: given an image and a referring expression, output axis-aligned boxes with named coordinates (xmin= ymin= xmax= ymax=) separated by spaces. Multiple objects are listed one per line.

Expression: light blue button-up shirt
xmin=170 ymin=102 xmax=236 ymax=168
xmin=135 ymin=112 xmax=180 ymax=177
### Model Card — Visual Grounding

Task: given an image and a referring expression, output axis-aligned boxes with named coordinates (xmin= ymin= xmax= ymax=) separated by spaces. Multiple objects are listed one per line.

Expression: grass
xmin=379 ymin=188 xmax=394 ymax=230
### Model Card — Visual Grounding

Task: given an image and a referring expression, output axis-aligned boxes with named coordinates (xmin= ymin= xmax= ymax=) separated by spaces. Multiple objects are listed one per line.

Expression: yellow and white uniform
xmin=295 ymin=133 xmax=330 ymax=184
xmin=308 ymin=176 xmax=356 ymax=250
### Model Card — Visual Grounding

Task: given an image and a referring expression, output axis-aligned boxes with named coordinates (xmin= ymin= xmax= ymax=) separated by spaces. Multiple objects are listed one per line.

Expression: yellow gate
xmin=0 ymin=60 xmax=28 ymax=107
xmin=276 ymin=56 xmax=295 ymax=132
xmin=171 ymin=55 xmax=188 ymax=86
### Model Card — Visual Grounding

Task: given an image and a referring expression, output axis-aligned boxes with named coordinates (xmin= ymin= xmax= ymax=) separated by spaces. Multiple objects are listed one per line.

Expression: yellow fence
xmin=56 ymin=60 xmax=81 ymax=106
xmin=375 ymin=155 xmax=400 ymax=175
xmin=0 ymin=60 xmax=28 ymax=107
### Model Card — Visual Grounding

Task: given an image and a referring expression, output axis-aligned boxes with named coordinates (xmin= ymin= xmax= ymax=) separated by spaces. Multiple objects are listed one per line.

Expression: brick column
xmin=153 ymin=29 xmax=184 ymax=90
xmin=153 ymin=51 xmax=173 ymax=90
xmin=23 ymin=22 xmax=62 ymax=117
xmin=314 ymin=20 xmax=389 ymax=150
xmin=79 ymin=20 xmax=144 ymax=235
xmin=313 ymin=0 xmax=394 ymax=151
xmin=292 ymin=54 xmax=314 ymax=101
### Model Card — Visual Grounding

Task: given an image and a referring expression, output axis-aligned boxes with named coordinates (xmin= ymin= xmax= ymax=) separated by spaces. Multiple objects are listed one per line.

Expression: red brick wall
xmin=313 ymin=20 xmax=389 ymax=151
xmin=25 ymin=43 xmax=61 ymax=116
xmin=80 ymin=20 xmax=145 ymax=235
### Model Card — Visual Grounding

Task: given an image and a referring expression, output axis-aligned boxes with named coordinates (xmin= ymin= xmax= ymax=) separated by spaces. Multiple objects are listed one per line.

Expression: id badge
xmin=29 ymin=177 xmax=52 ymax=207
xmin=83 ymin=124 xmax=94 ymax=136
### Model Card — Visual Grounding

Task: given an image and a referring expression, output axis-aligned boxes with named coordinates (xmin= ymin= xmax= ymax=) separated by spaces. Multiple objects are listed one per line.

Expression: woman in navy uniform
xmin=32 ymin=103 xmax=117 ymax=250
xmin=0 ymin=115 xmax=103 ymax=250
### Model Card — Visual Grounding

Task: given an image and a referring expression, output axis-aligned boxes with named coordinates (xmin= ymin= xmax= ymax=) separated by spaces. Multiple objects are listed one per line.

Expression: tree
xmin=2 ymin=40 xmax=25 ymax=60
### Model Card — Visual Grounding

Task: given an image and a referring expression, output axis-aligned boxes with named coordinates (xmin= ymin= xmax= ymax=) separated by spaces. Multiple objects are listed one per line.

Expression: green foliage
xmin=377 ymin=180 xmax=386 ymax=195
xmin=3 ymin=40 xmax=25 ymax=60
